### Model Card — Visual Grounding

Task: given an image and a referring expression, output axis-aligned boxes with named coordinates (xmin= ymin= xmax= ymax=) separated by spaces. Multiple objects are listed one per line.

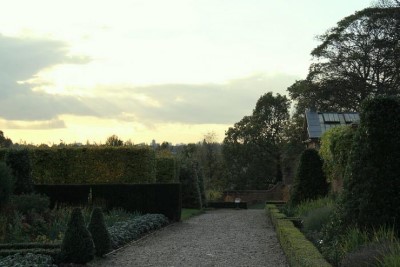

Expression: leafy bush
xmin=88 ymin=207 xmax=111 ymax=256
xmin=60 ymin=208 xmax=94 ymax=264
xmin=290 ymin=149 xmax=328 ymax=206
xmin=5 ymin=149 xmax=33 ymax=194
xmin=292 ymin=196 xmax=335 ymax=218
xmin=0 ymin=162 xmax=14 ymax=209
xmin=179 ymin=161 xmax=202 ymax=209
xmin=0 ymin=253 xmax=57 ymax=267
xmin=108 ymin=214 xmax=168 ymax=248
xmin=341 ymin=96 xmax=400 ymax=230
xmin=319 ymin=126 xmax=355 ymax=189
xmin=303 ymin=205 xmax=334 ymax=241
xmin=340 ymin=241 xmax=392 ymax=267
xmin=10 ymin=193 xmax=50 ymax=214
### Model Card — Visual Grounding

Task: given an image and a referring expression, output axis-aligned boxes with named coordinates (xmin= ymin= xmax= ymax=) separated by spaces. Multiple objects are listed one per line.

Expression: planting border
xmin=266 ymin=204 xmax=331 ymax=267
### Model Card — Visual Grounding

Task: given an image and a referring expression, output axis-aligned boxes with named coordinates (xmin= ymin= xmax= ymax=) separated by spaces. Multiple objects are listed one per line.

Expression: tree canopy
xmin=223 ymin=92 xmax=290 ymax=189
xmin=289 ymin=6 xmax=400 ymax=114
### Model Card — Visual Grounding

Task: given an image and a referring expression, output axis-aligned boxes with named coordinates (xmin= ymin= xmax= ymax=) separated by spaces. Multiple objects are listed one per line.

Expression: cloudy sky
xmin=0 ymin=0 xmax=372 ymax=145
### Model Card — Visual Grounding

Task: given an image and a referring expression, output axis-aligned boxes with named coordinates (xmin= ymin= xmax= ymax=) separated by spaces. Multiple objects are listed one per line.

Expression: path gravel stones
xmin=89 ymin=209 xmax=288 ymax=267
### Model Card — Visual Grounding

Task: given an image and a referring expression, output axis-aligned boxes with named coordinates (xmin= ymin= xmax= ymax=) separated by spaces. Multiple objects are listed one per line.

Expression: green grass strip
xmin=181 ymin=209 xmax=204 ymax=221
xmin=266 ymin=204 xmax=331 ymax=267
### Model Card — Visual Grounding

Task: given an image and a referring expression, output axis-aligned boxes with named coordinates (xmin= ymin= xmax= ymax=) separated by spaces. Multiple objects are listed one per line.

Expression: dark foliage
xmin=179 ymin=161 xmax=202 ymax=209
xmin=0 ymin=162 xmax=14 ymax=209
xmin=61 ymin=208 xmax=94 ymax=264
xmin=10 ymin=193 xmax=50 ymax=214
xmin=88 ymin=207 xmax=111 ymax=257
xmin=290 ymin=149 xmax=328 ymax=205
xmin=35 ymin=184 xmax=182 ymax=221
xmin=341 ymin=96 xmax=400 ymax=231
xmin=5 ymin=149 xmax=33 ymax=195
xmin=340 ymin=242 xmax=392 ymax=267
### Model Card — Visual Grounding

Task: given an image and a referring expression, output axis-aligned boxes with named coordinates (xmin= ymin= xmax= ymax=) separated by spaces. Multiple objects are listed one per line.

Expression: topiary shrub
xmin=341 ymin=96 xmax=400 ymax=231
xmin=179 ymin=161 xmax=202 ymax=209
xmin=5 ymin=149 xmax=33 ymax=195
xmin=61 ymin=208 xmax=94 ymax=264
xmin=0 ymin=162 xmax=14 ymax=209
xmin=88 ymin=207 xmax=111 ymax=257
xmin=289 ymin=149 xmax=328 ymax=206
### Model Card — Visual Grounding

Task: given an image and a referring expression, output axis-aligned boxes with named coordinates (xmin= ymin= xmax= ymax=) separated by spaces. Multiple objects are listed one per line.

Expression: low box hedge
xmin=266 ymin=204 xmax=331 ymax=267
xmin=207 ymin=202 xmax=247 ymax=209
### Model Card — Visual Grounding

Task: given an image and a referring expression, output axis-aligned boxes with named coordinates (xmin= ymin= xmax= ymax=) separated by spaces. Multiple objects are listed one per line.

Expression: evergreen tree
xmin=88 ymin=207 xmax=111 ymax=257
xmin=61 ymin=208 xmax=94 ymax=264
xmin=290 ymin=149 xmax=328 ymax=205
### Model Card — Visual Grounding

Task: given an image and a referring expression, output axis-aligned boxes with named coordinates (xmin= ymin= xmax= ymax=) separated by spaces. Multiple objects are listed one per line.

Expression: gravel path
xmin=89 ymin=209 xmax=288 ymax=267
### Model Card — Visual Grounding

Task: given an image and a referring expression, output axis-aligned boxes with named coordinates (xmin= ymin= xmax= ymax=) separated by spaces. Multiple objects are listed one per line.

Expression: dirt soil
xmin=89 ymin=209 xmax=288 ymax=267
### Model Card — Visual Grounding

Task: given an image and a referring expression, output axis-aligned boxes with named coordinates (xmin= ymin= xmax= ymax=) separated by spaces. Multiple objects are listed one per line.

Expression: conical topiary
xmin=88 ymin=207 xmax=111 ymax=257
xmin=61 ymin=208 xmax=94 ymax=264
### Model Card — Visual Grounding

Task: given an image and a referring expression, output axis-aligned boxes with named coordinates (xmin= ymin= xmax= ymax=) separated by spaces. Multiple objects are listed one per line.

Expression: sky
xmin=0 ymin=0 xmax=373 ymax=145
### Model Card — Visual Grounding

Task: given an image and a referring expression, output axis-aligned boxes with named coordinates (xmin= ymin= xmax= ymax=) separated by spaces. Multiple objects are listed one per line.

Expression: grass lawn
xmin=181 ymin=209 xmax=204 ymax=221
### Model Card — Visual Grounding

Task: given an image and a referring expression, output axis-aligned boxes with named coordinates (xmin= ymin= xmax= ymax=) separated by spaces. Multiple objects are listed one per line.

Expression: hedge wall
xmin=155 ymin=156 xmax=177 ymax=183
xmin=0 ymin=148 xmax=6 ymax=162
xmin=30 ymin=147 xmax=156 ymax=184
xmin=34 ymin=183 xmax=182 ymax=221
xmin=266 ymin=204 xmax=331 ymax=267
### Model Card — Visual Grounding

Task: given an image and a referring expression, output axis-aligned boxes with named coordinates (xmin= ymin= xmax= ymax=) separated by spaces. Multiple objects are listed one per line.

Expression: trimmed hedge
xmin=5 ymin=149 xmax=34 ymax=194
xmin=155 ymin=156 xmax=177 ymax=183
xmin=35 ymin=183 xmax=182 ymax=221
xmin=30 ymin=147 xmax=156 ymax=184
xmin=0 ymin=248 xmax=61 ymax=258
xmin=266 ymin=204 xmax=331 ymax=267
xmin=207 ymin=202 xmax=247 ymax=209
xmin=0 ymin=252 xmax=58 ymax=267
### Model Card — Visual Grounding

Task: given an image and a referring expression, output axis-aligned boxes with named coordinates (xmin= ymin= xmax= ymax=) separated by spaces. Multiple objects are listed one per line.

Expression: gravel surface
xmin=89 ymin=209 xmax=288 ymax=267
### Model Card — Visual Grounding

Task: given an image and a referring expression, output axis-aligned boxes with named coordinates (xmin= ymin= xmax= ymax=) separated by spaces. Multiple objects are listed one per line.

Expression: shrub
xmin=155 ymin=156 xmax=177 ymax=183
xmin=179 ymin=161 xmax=202 ymax=209
xmin=88 ymin=207 xmax=111 ymax=257
xmin=341 ymin=96 xmax=400 ymax=230
xmin=0 ymin=253 xmax=57 ymax=267
xmin=0 ymin=162 xmax=14 ymax=209
xmin=340 ymin=241 xmax=393 ymax=267
xmin=292 ymin=196 xmax=335 ymax=218
xmin=108 ymin=214 xmax=168 ymax=248
xmin=10 ymin=193 xmax=50 ymax=214
xmin=60 ymin=208 xmax=94 ymax=264
xmin=290 ymin=149 xmax=328 ymax=206
xmin=319 ymin=126 xmax=355 ymax=187
xmin=303 ymin=206 xmax=334 ymax=240
xmin=5 ymin=149 xmax=33 ymax=194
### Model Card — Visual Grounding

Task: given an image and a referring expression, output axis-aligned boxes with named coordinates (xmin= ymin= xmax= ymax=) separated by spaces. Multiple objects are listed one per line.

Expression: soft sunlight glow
xmin=0 ymin=0 xmax=372 ymax=144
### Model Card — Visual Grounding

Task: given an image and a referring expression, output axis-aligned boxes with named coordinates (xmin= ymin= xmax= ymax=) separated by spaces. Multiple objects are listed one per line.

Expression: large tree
xmin=289 ymin=6 xmax=400 ymax=114
xmin=223 ymin=92 xmax=290 ymax=189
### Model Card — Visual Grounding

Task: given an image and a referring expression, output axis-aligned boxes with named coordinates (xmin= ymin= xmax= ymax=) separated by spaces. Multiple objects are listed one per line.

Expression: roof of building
xmin=304 ymin=110 xmax=360 ymax=139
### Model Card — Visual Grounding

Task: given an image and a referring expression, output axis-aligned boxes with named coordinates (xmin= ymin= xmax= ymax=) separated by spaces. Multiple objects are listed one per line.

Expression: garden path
xmin=89 ymin=209 xmax=288 ymax=267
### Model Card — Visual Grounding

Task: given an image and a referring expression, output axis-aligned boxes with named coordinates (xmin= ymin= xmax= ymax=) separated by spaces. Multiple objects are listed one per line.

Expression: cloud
xmin=0 ymin=34 xmax=93 ymax=120
xmin=1 ymin=118 xmax=66 ymax=130
xmin=85 ymin=72 xmax=299 ymax=125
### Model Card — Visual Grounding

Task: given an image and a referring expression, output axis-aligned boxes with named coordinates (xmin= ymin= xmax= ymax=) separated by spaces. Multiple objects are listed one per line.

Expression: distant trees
xmin=223 ymin=92 xmax=290 ymax=189
xmin=105 ymin=135 xmax=123 ymax=147
xmin=288 ymin=5 xmax=400 ymax=115
xmin=0 ymin=131 xmax=12 ymax=148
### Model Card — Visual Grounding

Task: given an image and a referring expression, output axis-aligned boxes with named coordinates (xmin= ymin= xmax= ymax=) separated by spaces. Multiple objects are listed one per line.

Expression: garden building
xmin=302 ymin=109 xmax=359 ymax=149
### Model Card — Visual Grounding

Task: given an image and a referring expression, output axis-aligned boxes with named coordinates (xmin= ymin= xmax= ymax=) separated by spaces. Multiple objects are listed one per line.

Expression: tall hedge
xmin=0 ymin=149 xmax=7 ymax=162
xmin=30 ymin=147 xmax=156 ymax=184
xmin=341 ymin=96 xmax=400 ymax=230
xmin=5 ymin=149 xmax=33 ymax=194
xmin=155 ymin=156 xmax=177 ymax=183
xmin=290 ymin=149 xmax=328 ymax=206
xmin=179 ymin=161 xmax=202 ymax=209
xmin=0 ymin=162 xmax=14 ymax=209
